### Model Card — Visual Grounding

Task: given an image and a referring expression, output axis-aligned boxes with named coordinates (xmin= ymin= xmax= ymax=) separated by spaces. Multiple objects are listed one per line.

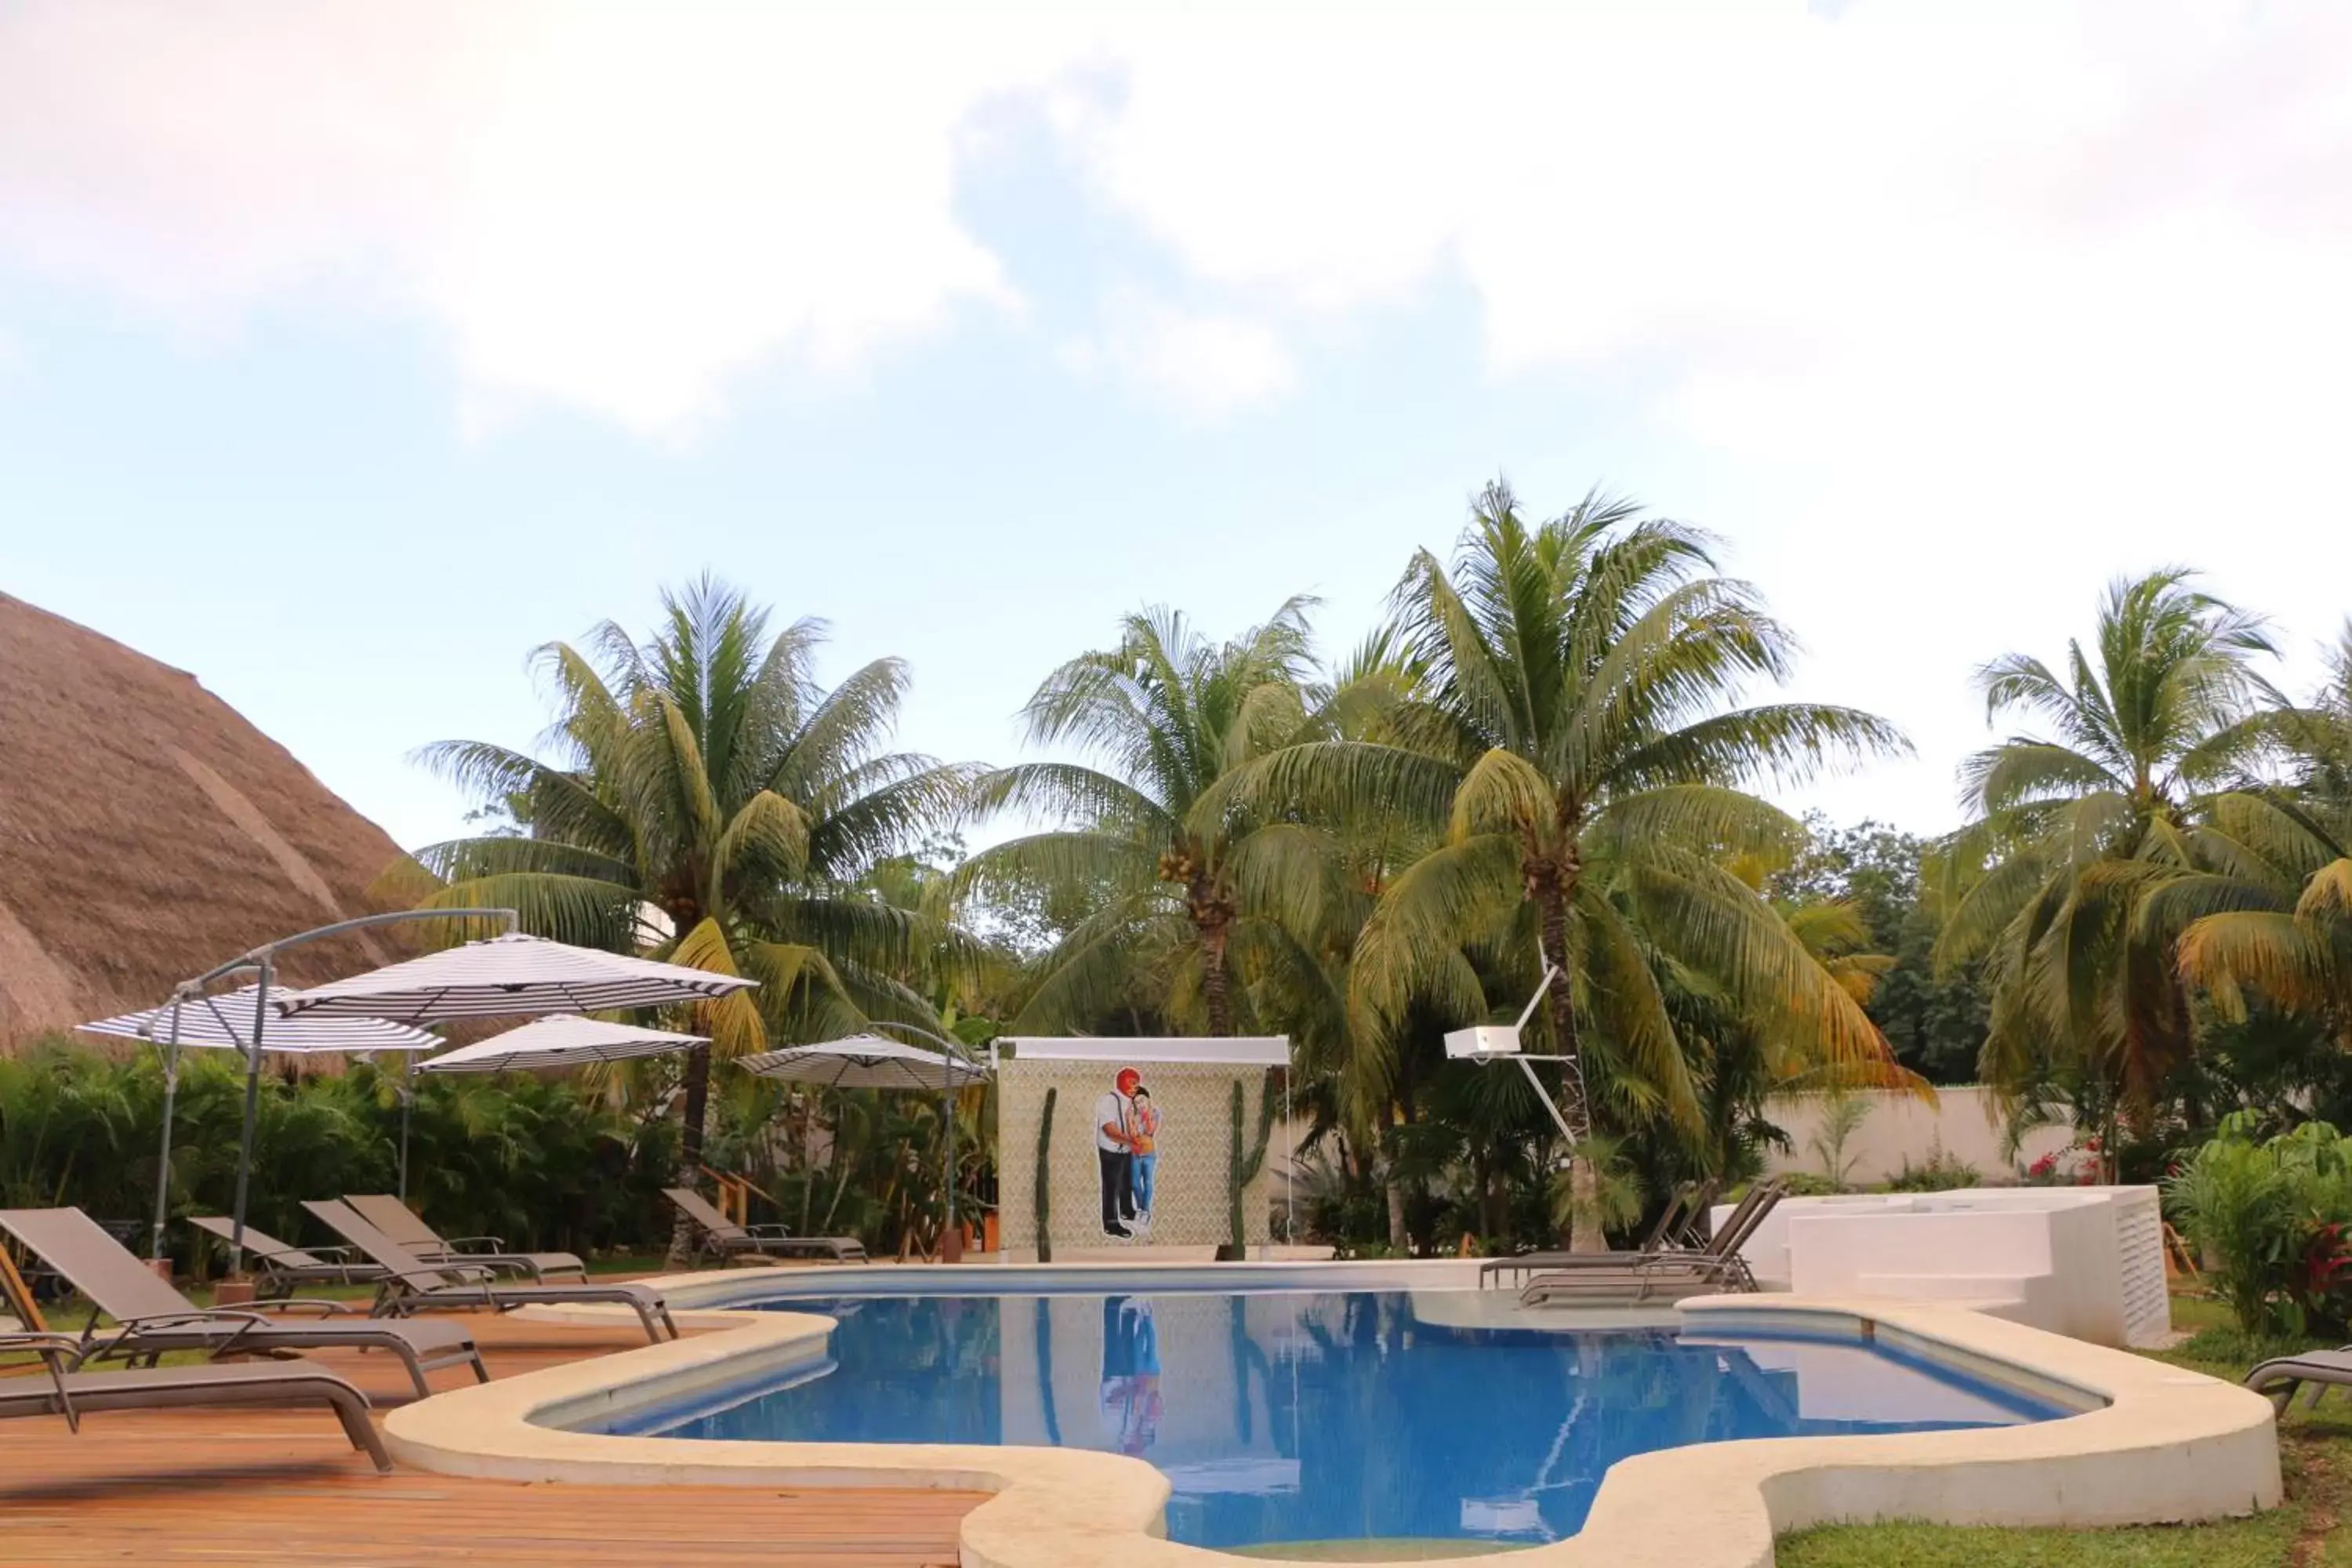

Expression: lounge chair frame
xmin=343 ymin=1195 xmax=587 ymax=1283
xmin=304 ymin=1200 xmax=679 ymax=1344
xmin=0 ymin=1329 xmax=393 ymax=1471
xmin=662 ymin=1187 xmax=867 ymax=1264
xmin=0 ymin=1207 xmax=487 ymax=1400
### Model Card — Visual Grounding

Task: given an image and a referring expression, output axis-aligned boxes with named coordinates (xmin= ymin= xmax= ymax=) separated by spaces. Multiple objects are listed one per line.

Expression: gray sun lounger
xmin=305 ymin=1200 xmax=679 ymax=1344
xmin=0 ymin=1207 xmax=488 ymax=1401
xmin=187 ymin=1215 xmax=387 ymax=1296
xmin=343 ymin=1194 xmax=586 ymax=1283
xmin=1517 ymin=1181 xmax=1786 ymax=1306
xmin=2245 ymin=1347 xmax=2352 ymax=1409
xmin=0 ymin=1330 xmax=393 ymax=1471
xmin=663 ymin=1188 xmax=867 ymax=1264
xmin=1479 ymin=1181 xmax=1720 ymax=1288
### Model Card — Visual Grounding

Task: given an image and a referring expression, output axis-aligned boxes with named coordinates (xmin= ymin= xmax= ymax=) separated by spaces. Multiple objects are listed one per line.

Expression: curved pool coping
xmin=382 ymin=1263 xmax=2282 ymax=1568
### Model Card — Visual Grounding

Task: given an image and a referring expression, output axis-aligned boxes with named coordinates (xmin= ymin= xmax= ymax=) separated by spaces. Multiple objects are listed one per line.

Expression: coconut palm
xmin=407 ymin=577 xmax=975 ymax=1255
xmin=1234 ymin=482 xmax=1907 ymax=1150
xmin=957 ymin=601 xmax=1332 ymax=1037
xmin=2174 ymin=625 xmax=2352 ymax=1034
xmin=1936 ymin=570 xmax=2277 ymax=1130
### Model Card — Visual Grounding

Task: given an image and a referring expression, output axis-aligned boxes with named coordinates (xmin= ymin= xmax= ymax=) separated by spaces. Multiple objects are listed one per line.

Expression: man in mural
xmin=1095 ymin=1066 xmax=1142 ymax=1237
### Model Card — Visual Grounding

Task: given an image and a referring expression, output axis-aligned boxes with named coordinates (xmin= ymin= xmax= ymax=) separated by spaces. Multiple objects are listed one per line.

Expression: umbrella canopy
xmin=739 ymin=1033 xmax=987 ymax=1090
xmin=274 ymin=931 xmax=757 ymax=1022
xmin=419 ymin=1014 xmax=708 ymax=1075
xmin=79 ymin=988 xmax=439 ymax=1054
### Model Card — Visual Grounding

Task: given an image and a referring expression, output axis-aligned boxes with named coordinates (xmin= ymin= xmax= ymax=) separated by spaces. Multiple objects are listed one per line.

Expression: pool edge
xmin=381 ymin=1275 xmax=2283 ymax=1568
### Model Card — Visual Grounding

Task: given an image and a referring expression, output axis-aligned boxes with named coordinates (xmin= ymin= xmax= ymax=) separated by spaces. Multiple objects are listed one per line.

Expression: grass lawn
xmin=1778 ymin=1296 xmax=2351 ymax=1567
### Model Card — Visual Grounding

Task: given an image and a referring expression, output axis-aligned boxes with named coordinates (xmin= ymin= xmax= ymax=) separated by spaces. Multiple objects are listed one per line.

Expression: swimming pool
xmin=585 ymin=1288 xmax=2074 ymax=1555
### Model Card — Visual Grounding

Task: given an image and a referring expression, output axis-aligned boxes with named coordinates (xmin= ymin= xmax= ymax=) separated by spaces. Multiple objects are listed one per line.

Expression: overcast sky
xmin=4 ymin=1 xmax=2347 ymax=855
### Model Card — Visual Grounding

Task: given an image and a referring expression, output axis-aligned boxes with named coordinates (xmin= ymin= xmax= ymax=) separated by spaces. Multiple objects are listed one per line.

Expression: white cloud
xmin=1073 ymin=289 xmax=1296 ymax=417
xmin=5 ymin=0 xmax=2350 ymax=494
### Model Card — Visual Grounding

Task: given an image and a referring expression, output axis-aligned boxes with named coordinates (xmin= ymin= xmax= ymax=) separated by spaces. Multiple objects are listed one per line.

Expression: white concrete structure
xmin=1759 ymin=1086 xmax=2077 ymax=1186
xmin=1719 ymin=1186 xmax=2170 ymax=1348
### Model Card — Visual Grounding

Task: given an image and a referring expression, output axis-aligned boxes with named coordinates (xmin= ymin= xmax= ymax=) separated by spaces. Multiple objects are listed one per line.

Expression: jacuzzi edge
xmin=380 ymin=1270 xmax=2284 ymax=1568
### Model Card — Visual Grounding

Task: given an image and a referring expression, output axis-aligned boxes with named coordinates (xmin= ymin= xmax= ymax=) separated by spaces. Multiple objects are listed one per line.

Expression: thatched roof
xmin=0 ymin=593 xmax=413 ymax=1044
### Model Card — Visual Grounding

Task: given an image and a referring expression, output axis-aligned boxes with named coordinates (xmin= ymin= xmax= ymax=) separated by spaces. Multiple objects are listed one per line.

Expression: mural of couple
xmin=1093 ymin=1066 xmax=1163 ymax=1240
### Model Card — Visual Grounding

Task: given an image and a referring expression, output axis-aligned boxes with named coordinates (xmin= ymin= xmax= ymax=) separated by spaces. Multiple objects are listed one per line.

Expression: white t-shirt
xmin=1094 ymin=1091 xmax=1131 ymax=1152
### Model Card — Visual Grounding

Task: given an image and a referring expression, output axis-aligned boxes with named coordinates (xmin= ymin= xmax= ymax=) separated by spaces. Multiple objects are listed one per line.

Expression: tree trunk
xmin=664 ymin=1040 xmax=713 ymax=1267
xmin=1383 ymin=1156 xmax=1409 ymax=1253
xmin=1199 ymin=912 xmax=1232 ymax=1038
xmin=1534 ymin=868 xmax=1607 ymax=1253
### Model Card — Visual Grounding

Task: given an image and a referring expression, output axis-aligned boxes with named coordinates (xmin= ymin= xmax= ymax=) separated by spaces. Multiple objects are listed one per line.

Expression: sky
xmin=3 ymin=1 xmax=2348 ymax=857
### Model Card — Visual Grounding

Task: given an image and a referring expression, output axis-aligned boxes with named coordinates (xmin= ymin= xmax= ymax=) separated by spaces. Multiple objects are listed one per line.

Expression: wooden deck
xmin=0 ymin=1314 xmax=984 ymax=1566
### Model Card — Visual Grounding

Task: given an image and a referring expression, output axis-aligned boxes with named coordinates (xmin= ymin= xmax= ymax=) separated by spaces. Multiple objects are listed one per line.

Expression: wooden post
xmin=0 ymin=1242 xmax=48 ymax=1332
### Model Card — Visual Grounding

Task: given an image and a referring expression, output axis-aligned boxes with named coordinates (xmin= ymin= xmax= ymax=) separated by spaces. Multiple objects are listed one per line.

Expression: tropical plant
xmin=958 ymin=601 xmax=1327 ymax=1037
xmin=406 ymin=576 xmax=975 ymax=1259
xmin=1231 ymin=484 xmax=1907 ymax=1189
xmin=1936 ymin=571 xmax=2278 ymax=1144
xmin=1806 ymin=1088 xmax=1873 ymax=1189
xmin=2169 ymin=1113 xmax=2352 ymax=1336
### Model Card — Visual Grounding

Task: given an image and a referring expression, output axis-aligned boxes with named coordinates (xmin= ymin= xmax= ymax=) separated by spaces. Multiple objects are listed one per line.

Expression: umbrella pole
xmin=943 ymin=1062 xmax=956 ymax=1255
xmin=397 ymin=1053 xmax=415 ymax=1200
xmin=228 ymin=961 xmax=270 ymax=1272
xmin=149 ymin=1000 xmax=184 ymax=1262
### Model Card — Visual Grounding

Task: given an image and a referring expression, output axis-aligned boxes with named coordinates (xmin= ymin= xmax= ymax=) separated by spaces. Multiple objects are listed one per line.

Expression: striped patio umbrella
xmin=79 ymin=989 xmax=438 ymax=1261
xmin=274 ymin=932 xmax=756 ymax=1022
xmin=737 ymin=1033 xmax=986 ymax=1091
xmin=419 ymin=1014 xmax=707 ymax=1075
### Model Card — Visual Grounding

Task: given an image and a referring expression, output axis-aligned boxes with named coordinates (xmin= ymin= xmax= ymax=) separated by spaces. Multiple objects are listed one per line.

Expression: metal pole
xmin=228 ymin=960 xmax=270 ymax=1270
xmin=397 ymin=1054 xmax=415 ymax=1200
xmin=148 ymin=998 xmax=185 ymax=1262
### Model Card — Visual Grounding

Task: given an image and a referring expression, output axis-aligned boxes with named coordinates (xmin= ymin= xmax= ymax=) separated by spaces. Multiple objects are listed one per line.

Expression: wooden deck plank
xmin=0 ymin=1313 xmax=982 ymax=1566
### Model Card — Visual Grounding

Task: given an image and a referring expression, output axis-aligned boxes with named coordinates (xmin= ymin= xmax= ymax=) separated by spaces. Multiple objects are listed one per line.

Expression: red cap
xmin=1116 ymin=1068 xmax=1142 ymax=1094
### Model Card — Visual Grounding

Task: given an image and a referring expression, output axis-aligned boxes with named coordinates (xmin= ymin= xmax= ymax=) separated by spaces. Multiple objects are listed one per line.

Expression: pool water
xmin=590 ymin=1290 xmax=2072 ymax=1552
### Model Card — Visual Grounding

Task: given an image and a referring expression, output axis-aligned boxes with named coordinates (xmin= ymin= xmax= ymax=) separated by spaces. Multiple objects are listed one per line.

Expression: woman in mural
xmin=1129 ymin=1086 xmax=1161 ymax=1228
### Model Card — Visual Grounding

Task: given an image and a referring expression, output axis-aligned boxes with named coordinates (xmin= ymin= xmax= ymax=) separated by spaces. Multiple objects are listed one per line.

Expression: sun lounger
xmin=0 ymin=1330 xmax=393 ymax=1470
xmin=0 ymin=1207 xmax=487 ymax=1400
xmin=304 ymin=1200 xmax=679 ymax=1343
xmin=2245 ymin=1347 xmax=2352 ymax=1409
xmin=1479 ymin=1181 xmax=1720 ymax=1288
xmin=343 ymin=1195 xmax=586 ymax=1283
xmin=662 ymin=1188 xmax=867 ymax=1265
xmin=187 ymin=1215 xmax=386 ymax=1296
xmin=1516 ymin=1181 xmax=1785 ymax=1307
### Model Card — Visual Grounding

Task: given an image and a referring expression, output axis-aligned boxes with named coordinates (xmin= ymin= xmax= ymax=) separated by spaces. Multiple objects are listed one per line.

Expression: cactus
xmin=1033 ymin=1086 xmax=1056 ymax=1264
xmin=1223 ymin=1074 xmax=1278 ymax=1258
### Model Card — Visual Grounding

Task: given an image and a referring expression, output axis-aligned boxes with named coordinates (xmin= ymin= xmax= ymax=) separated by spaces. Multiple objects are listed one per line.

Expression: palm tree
xmin=1936 ymin=570 xmax=2276 ymax=1134
xmin=1238 ymin=483 xmax=1906 ymax=1159
xmin=406 ymin=577 xmax=975 ymax=1256
xmin=2175 ymin=624 xmax=2352 ymax=1036
xmin=957 ymin=601 xmax=1330 ymax=1037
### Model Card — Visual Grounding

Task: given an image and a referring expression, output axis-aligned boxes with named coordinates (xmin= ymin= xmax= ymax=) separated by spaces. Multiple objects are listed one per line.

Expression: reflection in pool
xmin=586 ymin=1290 xmax=2072 ymax=1552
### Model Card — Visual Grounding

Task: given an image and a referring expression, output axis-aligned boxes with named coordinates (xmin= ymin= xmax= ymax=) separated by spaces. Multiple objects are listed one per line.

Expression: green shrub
xmin=1883 ymin=1148 xmax=1982 ymax=1192
xmin=1777 ymin=1172 xmax=1846 ymax=1198
xmin=2169 ymin=1113 xmax=2352 ymax=1337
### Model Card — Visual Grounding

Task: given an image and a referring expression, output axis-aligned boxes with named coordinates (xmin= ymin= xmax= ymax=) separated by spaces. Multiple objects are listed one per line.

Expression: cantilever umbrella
xmin=274 ymin=933 xmax=757 ymax=1195
xmin=739 ymin=1034 xmax=989 ymax=1250
xmin=78 ymin=989 xmax=438 ymax=1261
xmin=419 ymin=1014 xmax=708 ymax=1075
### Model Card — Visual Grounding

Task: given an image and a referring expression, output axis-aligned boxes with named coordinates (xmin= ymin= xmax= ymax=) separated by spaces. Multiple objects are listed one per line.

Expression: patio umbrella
xmin=272 ymin=931 xmax=757 ymax=1022
xmin=419 ymin=1014 xmax=708 ymax=1074
xmin=78 ymin=989 xmax=438 ymax=1261
xmin=274 ymin=932 xmax=757 ymax=1198
xmin=737 ymin=1033 xmax=988 ymax=1091
xmin=739 ymin=1033 xmax=989 ymax=1251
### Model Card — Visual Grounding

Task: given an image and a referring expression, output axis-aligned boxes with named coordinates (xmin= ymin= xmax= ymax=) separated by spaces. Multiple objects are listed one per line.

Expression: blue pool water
xmin=591 ymin=1290 xmax=2074 ymax=1552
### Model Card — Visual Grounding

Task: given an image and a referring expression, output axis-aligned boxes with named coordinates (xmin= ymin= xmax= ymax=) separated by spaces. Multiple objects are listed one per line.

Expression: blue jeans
xmin=1132 ymin=1154 xmax=1157 ymax=1214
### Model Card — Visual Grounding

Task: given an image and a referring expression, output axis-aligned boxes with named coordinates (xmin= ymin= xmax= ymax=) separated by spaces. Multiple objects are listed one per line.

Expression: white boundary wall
xmin=1761 ymin=1086 xmax=2076 ymax=1185
xmin=1717 ymin=1186 xmax=2172 ymax=1348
